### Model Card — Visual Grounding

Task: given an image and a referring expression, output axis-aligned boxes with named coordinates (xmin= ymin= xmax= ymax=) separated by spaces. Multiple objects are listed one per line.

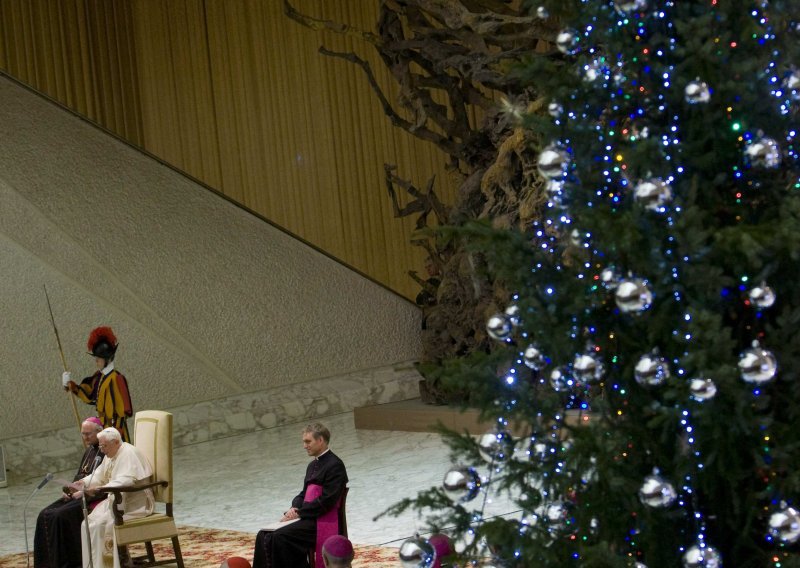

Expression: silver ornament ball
xmin=549 ymin=367 xmax=573 ymax=392
xmin=555 ymin=28 xmax=580 ymax=55
xmin=613 ymin=0 xmax=648 ymax=12
xmin=478 ymin=430 xmax=512 ymax=464
xmin=504 ymin=304 xmax=522 ymax=326
xmin=537 ymin=144 xmax=570 ymax=179
xmin=682 ymin=544 xmax=722 ymax=568
xmin=442 ymin=466 xmax=482 ymax=503
xmin=536 ymin=500 xmax=572 ymax=533
xmin=486 ymin=314 xmax=513 ymax=341
xmin=639 ymin=474 xmax=677 ymax=508
xmin=615 ymin=278 xmax=653 ymax=313
xmin=738 ymin=343 xmax=777 ymax=384
xmin=573 ymin=352 xmax=605 ymax=383
xmin=523 ymin=344 xmax=547 ymax=370
xmin=399 ymin=536 xmax=436 ymax=568
xmin=689 ymin=377 xmax=717 ymax=401
xmin=745 ymin=137 xmax=781 ymax=168
xmin=768 ymin=506 xmax=800 ymax=543
xmin=634 ymin=178 xmax=672 ymax=212
xmin=600 ymin=266 xmax=620 ymax=289
xmin=749 ymin=282 xmax=776 ymax=309
xmin=570 ymin=228 xmax=590 ymax=248
xmin=582 ymin=59 xmax=604 ymax=83
xmin=635 ymin=352 xmax=670 ymax=387
xmin=536 ymin=6 xmax=550 ymax=19
xmin=685 ymin=80 xmax=711 ymax=104
xmin=547 ymin=101 xmax=563 ymax=117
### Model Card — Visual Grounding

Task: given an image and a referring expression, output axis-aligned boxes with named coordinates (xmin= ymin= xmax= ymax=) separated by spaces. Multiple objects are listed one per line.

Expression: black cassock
xmin=33 ymin=444 xmax=104 ymax=568
xmin=253 ymin=450 xmax=348 ymax=568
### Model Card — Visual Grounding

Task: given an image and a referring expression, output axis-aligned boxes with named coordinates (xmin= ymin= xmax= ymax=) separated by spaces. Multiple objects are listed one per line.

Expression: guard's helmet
xmin=87 ymin=326 xmax=118 ymax=360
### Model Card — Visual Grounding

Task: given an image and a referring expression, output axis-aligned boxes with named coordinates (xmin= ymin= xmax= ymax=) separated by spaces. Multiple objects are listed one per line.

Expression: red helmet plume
xmin=87 ymin=326 xmax=118 ymax=360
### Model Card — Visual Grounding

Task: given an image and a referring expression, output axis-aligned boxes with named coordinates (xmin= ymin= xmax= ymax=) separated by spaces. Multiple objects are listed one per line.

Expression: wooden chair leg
xmin=118 ymin=544 xmax=133 ymax=568
xmin=145 ymin=541 xmax=156 ymax=563
xmin=172 ymin=536 xmax=185 ymax=568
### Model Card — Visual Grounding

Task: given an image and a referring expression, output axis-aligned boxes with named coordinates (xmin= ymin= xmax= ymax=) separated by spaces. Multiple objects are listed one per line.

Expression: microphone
xmin=36 ymin=472 xmax=54 ymax=490
xmin=24 ymin=473 xmax=55 ymax=568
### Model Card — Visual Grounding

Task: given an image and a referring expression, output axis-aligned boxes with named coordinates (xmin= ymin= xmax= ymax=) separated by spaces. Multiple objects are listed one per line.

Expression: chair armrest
xmin=97 ymin=480 xmax=167 ymax=494
xmin=97 ymin=480 xmax=168 ymax=525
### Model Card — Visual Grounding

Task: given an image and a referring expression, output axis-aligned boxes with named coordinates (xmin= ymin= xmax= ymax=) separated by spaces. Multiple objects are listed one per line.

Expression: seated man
xmin=69 ymin=427 xmax=154 ymax=568
xmin=321 ymin=535 xmax=354 ymax=568
xmin=252 ymin=422 xmax=348 ymax=568
xmin=34 ymin=417 xmax=106 ymax=568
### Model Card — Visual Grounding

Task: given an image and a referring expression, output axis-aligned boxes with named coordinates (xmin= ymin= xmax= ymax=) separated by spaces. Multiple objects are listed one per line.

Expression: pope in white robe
xmin=71 ymin=427 xmax=154 ymax=568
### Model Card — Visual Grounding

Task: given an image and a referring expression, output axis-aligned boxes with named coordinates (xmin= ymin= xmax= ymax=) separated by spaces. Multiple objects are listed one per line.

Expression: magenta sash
xmin=304 ymin=483 xmax=341 ymax=567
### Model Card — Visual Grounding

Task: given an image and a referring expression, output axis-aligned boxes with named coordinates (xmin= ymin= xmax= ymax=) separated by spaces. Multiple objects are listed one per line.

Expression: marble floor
xmin=0 ymin=411 xmax=521 ymax=558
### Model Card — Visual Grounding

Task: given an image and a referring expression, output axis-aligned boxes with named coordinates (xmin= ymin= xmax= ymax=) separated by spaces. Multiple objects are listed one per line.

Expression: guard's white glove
xmin=62 ymin=371 xmax=72 ymax=388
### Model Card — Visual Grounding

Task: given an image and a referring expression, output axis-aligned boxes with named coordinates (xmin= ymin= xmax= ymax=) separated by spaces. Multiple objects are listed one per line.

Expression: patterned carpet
xmin=0 ymin=525 xmax=399 ymax=568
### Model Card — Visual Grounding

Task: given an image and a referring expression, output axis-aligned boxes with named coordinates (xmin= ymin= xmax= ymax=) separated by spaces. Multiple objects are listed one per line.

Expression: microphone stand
xmin=82 ymin=455 xmax=103 ymax=568
xmin=23 ymin=472 xmax=53 ymax=568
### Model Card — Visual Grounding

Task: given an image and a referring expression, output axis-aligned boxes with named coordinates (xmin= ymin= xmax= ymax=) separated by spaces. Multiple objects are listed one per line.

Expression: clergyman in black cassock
xmin=252 ymin=423 xmax=348 ymax=568
xmin=33 ymin=418 xmax=105 ymax=568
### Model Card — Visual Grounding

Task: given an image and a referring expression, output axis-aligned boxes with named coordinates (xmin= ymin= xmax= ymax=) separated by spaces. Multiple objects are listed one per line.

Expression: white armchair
xmin=100 ymin=410 xmax=184 ymax=568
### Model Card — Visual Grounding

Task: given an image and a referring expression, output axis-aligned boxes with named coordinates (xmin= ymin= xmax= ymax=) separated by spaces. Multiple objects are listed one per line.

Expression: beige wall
xmin=0 ymin=0 xmax=460 ymax=300
xmin=0 ymin=76 xmax=421 ymax=440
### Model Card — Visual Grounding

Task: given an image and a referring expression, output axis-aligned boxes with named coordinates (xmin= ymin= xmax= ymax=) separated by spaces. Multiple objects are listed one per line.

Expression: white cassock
xmin=79 ymin=442 xmax=154 ymax=568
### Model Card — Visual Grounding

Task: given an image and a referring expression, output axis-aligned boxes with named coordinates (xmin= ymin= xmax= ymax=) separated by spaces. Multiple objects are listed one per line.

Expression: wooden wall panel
xmin=0 ymin=0 xmax=460 ymax=300
xmin=130 ymin=0 xmax=222 ymax=188
xmin=0 ymin=0 xmax=143 ymax=143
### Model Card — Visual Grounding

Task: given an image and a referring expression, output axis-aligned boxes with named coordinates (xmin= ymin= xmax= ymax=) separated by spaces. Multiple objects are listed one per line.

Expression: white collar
xmin=315 ymin=448 xmax=330 ymax=460
xmin=101 ymin=361 xmax=115 ymax=375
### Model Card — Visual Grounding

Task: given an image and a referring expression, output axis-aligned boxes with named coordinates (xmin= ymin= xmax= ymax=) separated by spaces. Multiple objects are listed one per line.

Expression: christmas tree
xmin=389 ymin=1 xmax=800 ymax=566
